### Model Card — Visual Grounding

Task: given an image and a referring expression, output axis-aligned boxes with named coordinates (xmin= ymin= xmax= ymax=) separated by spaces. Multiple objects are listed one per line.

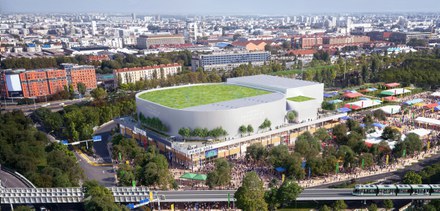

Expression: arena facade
xmin=135 ymin=75 xmax=324 ymax=139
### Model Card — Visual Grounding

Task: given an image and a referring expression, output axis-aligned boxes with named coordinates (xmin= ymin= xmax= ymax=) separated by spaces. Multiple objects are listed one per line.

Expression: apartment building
xmin=323 ymin=35 xmax=370 ymax=45
xmin=61 ymin=63 xmax=97 ymax=91
xmin=114 ymin=63 xmax=181 ymax=86
xmin=191 ymin=51 xmax=271 ymax=71
xmin=0 ymin=68 xmax=67 ymax=98
xmin=136 ymin=34 xmax=185 ymax=49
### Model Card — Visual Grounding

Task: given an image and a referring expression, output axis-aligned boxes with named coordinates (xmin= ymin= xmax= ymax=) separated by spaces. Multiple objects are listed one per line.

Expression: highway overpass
xmin=3 ymin=187 xmax=440 ymax=205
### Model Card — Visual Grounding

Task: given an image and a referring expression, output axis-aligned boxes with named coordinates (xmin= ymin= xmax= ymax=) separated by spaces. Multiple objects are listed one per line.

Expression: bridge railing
xmin=0 ymin=166 xmax=36 ymax=188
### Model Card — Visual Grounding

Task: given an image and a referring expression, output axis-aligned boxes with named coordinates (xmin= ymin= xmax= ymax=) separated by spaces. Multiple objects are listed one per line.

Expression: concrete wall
xmin=285 ymin=83 xmax=324 ymax=122
xmin=136 ymin=86 xmax=286 ymax=139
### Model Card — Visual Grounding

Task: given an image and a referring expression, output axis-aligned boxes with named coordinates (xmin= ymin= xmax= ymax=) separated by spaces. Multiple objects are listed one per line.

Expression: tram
xmin=352 ymin=184 xmax=440 ymax=196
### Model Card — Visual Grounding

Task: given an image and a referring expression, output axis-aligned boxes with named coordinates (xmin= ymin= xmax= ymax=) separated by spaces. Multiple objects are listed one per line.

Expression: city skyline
xmin=1 ymin=0 xmax=440 ymax=15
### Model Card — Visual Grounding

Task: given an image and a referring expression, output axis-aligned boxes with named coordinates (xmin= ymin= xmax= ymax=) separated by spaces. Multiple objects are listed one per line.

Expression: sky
xmin=1 ymin=0 xmax=440 ymax=15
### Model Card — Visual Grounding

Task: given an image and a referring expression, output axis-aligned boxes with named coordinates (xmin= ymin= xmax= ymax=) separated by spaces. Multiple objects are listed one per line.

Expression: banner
xmin=132 ymin=180 xmax=136 ymax=187
xmin=228 ymin=193 xmax=230 ymax=207
xmin=171 ymin=204 xmax=174 ymax=211
xmin=403 ymin=149 xmax=406 ymax=157
xmin=386 ymin=154 xmax=389 ymax=165
xmin=149 ymin=191 xmax=153 ymax=201
xmin=335 ymin=163 xmax=339 ymax=174
xmin=119 ymin=152 xmax=122 ymax=161
xmin=361 ymin=158 xmax=365 ymax=169
xmin=428 ymin=141 xmax=431 ymax=150
xmin=282 ymin=174 xmax=285 ymax=182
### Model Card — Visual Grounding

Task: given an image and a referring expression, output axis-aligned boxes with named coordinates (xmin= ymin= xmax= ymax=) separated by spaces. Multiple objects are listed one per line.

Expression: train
xmin=352 ymin=184 xmax=440 ymax=196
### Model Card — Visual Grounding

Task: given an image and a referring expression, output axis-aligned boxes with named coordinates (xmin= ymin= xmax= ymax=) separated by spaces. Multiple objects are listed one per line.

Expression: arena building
xmin=117 ymin=75 xmax=346 ymax=169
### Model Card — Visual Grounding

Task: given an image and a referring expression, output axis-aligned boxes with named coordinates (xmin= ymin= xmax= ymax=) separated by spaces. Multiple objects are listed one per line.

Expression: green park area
xmin=139 ymin=84 xmax=270 ymax=109
xmin=287 ymin=95 xmax=315 ymax=102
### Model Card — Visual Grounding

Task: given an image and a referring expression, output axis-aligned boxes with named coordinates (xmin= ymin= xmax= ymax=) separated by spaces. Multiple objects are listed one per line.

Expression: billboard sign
xmin=205 ymin=148 xmax=218 ymax=158
xmin=92 ymin=135 xmax=102 ymax=142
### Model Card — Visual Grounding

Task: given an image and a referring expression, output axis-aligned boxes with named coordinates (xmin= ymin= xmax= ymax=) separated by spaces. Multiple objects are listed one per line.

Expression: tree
xmin=206 ymin=158 xmax=232 ymax=188
xmin=332 ymin=124 xmax=348 ymax=145
xmin=247 ymin=124 xmax=254 ymax=135
xmin=319 ymin=205 xmax=331 ymax=211
xmin=294 ymin=131 xmax=321 ymax=159
xmin=246 ymin=143 xmax=267 ymax=162
xmin=403 ymin=171 xmax=422 ymax=184
xmin=286 ymin=110 xmax=297 ymax=123
xmin=314 ymin=128 xmax=331 ymax=142
xmin=83 ymin=180 xmax=128 ymax=211
xmin=90 ymin=87 xmax=108 ymax=101
xmin=239 ymin=125 xmax=247 ymax=135
xmin=77 ymin=82 xmax=87 ymax=96
xmin=383 ymin=199 xmax=394 ymax=210
xmin=382 ymin=126 xmax=402 ymax=141
xmin=276 ymin=179 xmax=303 ymax=208
xmin=259 ymin=118 xmax=272 ymax=130
xmin=265 ymin=187 xmax=279 ymax=211
xmin=333 ymin=200 xmax=347 ymax=211
xmin=178 ymin=127 xmax=191 ymax=139
xmin=368 ymin=203 xmax=378 ymax=211
xmin=235 ymin=172 xmax=268 ymax=211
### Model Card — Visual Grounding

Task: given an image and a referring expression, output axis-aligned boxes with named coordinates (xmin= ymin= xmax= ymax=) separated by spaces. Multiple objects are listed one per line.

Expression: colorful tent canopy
xmin=343 ymin=92 xmax=363 ymax=99
xmin=275 ymin=167 xmax=286 ymax=172
xmin=192 ymin=174 xmax=207 ymax=181
xmin=180 ymin=173 xmax=197 ymax=180
xmin=328 ymin=99 xmax=343 ymax=104
xmin=404 ymin=98 xmax=423 ymax=105
xmin=339 ymin=116 xmax=351 ymax=120
xmin=435 ymin=106 xmax=440 ymax=111
xmin=372 ymin=123 xmax=386 ymax=128
xmin=380 ymin=105 xmax=401 ymax=115
xmin=424 ymin=103 xmax=438 ymax=109
xmin=380 ymin=90 xmax=394 ymax=96
xmin=344 ymin=104 xmax=362 ymax=110
xmin=324 ymin=92 xmax=339 ymax=98
xmin=385 ymin=83 xmax=400 ymax=88
xmin=359 ymin=97 xmax=370 ymax=100
xmin=337 ymin=107 xmax=352 ymax=113
xmin=383 ymin=96 xmax=398 ymax=102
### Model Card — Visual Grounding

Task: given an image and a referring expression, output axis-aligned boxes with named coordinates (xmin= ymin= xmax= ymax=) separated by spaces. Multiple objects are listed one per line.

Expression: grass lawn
xmin=288 ymin=95 xmax=315 ymax=102
xmin=139 ymin=84 xmax=270 ymax=109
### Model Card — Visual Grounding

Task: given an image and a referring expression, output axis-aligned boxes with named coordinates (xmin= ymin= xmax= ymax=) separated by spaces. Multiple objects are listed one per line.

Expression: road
xmin=92 ymin=121 xmax=117 ymax=163
xmin=0 ymin=170 xmax=27 ymax=188
xmin=73 ymin=120 xmax=118 ymax=187
xmin=1 ymin=98 xmax=88 ymax=115
xmin=311 ymin=152 xmax=440 ymax=189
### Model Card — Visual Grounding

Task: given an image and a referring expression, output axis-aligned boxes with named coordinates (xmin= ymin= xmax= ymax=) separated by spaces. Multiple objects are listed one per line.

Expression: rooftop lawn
xmin=139 ymin=84 xmax=270 ymax=109
xmin=287 ymin=95 xmax=315 ymax=102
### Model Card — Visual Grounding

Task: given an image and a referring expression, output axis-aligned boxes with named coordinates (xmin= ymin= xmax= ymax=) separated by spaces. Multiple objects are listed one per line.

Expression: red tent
xmin=344 ymin=104 xmax=362 ymax=110
xmin=343 ymin=92 xmax=363 ymax=99
xmin=384 ymin=96 xmax=399 ymax=101
xmin=385 ymin=83 xmax=400 ymax=88
xmin=424 ymin=103 xmax=439 ymax=109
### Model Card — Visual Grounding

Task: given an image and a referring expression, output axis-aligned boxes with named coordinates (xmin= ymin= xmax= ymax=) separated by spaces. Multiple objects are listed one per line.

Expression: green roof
xmin=180 ymin=173 xmax=197 ymax=179
xmin=192 ymin=174 xmax=207 ymax=181
xmin=380 ymin=90 xmax=395 ymax=96
xmin=287 ymin=95 xmax=315 ymax=102
xmin=139 ymin=84 xmax=270 ymax=109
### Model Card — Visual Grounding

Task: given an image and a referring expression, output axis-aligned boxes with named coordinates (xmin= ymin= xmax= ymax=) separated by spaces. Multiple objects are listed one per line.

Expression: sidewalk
xmin=298 ymin=146 xmax=440 ymax=188
xmin=74 ymin=147 xmax=113 ymax=167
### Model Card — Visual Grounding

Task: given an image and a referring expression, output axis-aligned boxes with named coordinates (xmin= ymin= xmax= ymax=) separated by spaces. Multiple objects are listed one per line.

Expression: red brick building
xmin=62 ymin=64 xmax=97 ymax=91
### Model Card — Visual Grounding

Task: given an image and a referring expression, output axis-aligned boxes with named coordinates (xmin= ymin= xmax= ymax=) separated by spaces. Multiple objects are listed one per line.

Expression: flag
xmin=132 ymin=180 xmax=136 ymax=187
xmin=228 ymin=193 xmax=230 ymax=207
xmin=335 ymin=163 xmax=339 ymax=174
xmin=308 ymin=167 xmax=311 ymax=178
xmin=386 ymin=154 xmax=389 ymax=165
xmin=361 ymin=158 xmax=365 ymax=169
xmin=403 ymin=149 xmax=406 ymax=157
xmin=171 ymin=204 xmax=174 ymax=211
xmin=149 ymin=191 xmax=153 ymax=201
xmin=282 ymin=174 xmax=285 ymax=182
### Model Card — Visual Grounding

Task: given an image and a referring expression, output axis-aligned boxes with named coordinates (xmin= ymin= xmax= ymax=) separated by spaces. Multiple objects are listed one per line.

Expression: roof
xmin=385 ymin=82 xmax=400 ymax=88
xmin=183 ymin=92 xmax=283 ymax=111
xmin=287 ymin=49 xmax=317 ymax=56
xmin=343 ymin=92 xmax=363 ymax=98
xmin=115 ymin=63 xmax=180 ymax=73
xmin=227 ymin=75 xmax=320 ymax=93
